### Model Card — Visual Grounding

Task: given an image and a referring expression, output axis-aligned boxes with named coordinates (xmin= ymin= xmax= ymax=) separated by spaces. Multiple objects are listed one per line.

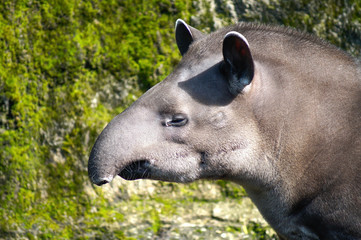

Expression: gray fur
xmin=88 ymin=20 xmax=361 ymax=239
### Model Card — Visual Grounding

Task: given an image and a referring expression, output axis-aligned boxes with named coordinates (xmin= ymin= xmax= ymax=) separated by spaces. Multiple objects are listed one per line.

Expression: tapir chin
xmin=88 ymin=19 xmax=361 ymax=239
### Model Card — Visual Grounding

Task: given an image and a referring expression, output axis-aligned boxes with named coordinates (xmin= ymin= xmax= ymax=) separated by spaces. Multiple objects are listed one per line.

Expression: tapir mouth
xmin=118 ymin=160 xmax=151 ymax=180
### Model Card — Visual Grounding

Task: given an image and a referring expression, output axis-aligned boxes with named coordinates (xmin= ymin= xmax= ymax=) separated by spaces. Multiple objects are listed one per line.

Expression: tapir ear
xmin=222 ymin=31 xmax=254 ymax=95
xmin=175 ymin=19 xmax=204 ymax=56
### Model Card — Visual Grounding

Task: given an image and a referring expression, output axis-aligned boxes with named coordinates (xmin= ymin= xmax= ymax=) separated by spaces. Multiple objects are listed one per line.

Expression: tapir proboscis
xmin=88 ymin=19 xmax=361 ymax=239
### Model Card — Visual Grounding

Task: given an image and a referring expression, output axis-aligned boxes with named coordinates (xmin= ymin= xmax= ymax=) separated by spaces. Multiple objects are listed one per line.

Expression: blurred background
xmin=1 ymin=0 xmax=360 ymax=239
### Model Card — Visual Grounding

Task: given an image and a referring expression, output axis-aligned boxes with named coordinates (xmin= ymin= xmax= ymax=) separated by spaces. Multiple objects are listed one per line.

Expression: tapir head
xmin=88 ymin=19 xmax=266 ymax=187
xmin=88 ymin=19 xmax=361 ymax=239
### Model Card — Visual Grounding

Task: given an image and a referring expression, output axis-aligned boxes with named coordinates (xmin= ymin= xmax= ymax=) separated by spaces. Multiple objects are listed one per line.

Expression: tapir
xmin=88 ymin=19 xmax=361 ymax=239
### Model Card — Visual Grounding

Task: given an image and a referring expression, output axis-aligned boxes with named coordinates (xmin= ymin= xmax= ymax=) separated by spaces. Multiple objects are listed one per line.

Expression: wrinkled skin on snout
xmin=89 ymin=20 xmax=361 ymax=239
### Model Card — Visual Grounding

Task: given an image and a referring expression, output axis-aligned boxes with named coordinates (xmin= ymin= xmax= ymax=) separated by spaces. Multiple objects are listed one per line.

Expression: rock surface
xmin=92 ymin=178 xmax=277 ymax=239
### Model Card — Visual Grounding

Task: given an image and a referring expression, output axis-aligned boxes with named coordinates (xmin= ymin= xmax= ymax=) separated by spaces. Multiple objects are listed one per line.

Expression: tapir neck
xmin=243 ymin=59 xmax=361 ymax=238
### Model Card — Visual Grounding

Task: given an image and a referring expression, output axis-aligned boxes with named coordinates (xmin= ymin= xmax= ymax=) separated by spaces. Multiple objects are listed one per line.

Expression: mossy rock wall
xmin=1 ymin=0 xmax=359 ymax=239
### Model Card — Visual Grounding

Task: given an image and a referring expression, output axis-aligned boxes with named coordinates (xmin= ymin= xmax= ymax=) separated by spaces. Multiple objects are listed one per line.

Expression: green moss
xmin=216 ymin=180 xmax=248 ymax=199
xmin=0 ymin=0 xmax=195 ymax=238
xmin=240 ymin=0 xmax=361 ymax=56
xmin=1 ymin=0 xmax=359 ymax=239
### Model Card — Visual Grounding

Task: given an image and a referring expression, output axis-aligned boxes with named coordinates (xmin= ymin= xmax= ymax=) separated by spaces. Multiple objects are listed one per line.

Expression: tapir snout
xmin=88 ymin=19 xmax=361 ymax=239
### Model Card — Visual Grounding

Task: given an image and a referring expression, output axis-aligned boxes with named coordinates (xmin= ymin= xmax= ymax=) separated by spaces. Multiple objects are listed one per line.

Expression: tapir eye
xmin=164 ymin=114 xmax=188 ymax=127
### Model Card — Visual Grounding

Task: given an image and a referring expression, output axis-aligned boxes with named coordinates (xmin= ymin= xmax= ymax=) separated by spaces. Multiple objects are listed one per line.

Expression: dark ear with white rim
xmin=222 ymin=31 xmax=254 ymax=95
xmin=175 ymin=19 xmax=204 ymax=56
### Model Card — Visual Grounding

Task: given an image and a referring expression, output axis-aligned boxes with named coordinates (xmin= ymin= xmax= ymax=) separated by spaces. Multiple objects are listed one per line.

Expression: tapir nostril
xmin=93 ymin=175 xmax=114 ymax=186
xmin=97 ymin=179 xmax=109 ymax=186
